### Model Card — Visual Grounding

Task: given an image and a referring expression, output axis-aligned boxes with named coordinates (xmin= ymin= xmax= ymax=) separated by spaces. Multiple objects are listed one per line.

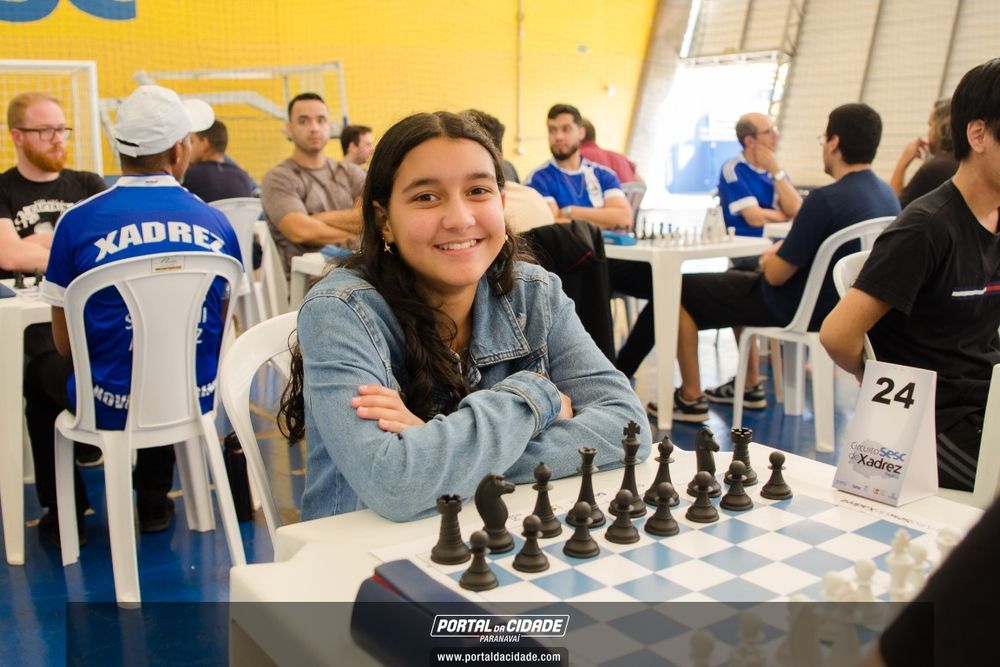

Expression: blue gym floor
xmin=0 ymin=315 xmax=860 ymax=666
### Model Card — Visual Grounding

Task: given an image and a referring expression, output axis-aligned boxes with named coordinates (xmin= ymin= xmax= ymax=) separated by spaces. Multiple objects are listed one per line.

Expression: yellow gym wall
xmin=1 ymin=0 xmax=656 ymax=180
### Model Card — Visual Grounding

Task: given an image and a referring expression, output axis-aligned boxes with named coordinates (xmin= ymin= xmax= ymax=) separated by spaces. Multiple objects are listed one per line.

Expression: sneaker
xmin=138 ymin=496 xmax=175 ymax=534
xmin=38 ymin=510 xmax=87 ymax=549
xmin=705 ymin=378 xmax=767 ymax=409
xmin=75 ymin=443 xmax=104 ymax=467
xmin=672 ymin=389 xmax=709 ymax=423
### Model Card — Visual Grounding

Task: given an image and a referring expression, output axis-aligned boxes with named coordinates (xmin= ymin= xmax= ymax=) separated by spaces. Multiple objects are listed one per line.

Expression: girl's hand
xmin=558 ymin=391 xmax=574 ymax=420
xmin=351 ymin=385 xmax=426 ymax=433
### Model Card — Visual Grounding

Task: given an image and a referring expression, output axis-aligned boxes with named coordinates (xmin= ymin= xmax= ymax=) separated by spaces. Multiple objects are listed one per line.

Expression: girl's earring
xmin=383 ymin=239 xmax=397 ymax=255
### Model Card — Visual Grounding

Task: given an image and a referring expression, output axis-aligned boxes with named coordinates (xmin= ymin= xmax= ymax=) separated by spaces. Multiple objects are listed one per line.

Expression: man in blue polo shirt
xmin=672 ymin=103 xmax=899 ymax=422
xmin=27 ymin=85 xmax=242 ymax=547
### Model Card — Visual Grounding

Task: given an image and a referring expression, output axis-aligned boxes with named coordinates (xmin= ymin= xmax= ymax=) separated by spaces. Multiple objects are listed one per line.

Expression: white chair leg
xmin=811 ymin=344 xmax=836 ymax=453
xmin=769 ymin=338 xmax=784 ymax=404
xmin=201 ymin=414 xmax=247 ymax=566
xmin=54 ymin=427 xmax=80 ymax=566
xmin=733 ymin=330 xmax=754 ymax=429
xmin=102 ymin=437 xmax=141 ymax=607
xmin=784 ymin=342 xmax=806 ymax=415
xmin=175 ymin=438 xmax=215 ymax=532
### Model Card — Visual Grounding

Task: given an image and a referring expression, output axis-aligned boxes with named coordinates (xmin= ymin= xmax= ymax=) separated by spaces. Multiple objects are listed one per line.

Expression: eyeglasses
xmin=15 ymin=126 xmax=72 ymax=141
xmin=754 ymin=126 xmax=779 ymax=137
xmin=816 ymin=134 xmax=828 ymax=146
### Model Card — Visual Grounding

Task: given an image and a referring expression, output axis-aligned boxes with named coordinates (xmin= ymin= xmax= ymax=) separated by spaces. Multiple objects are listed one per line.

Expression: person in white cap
xmin=26 ymin=85 xmax=244 ymax=548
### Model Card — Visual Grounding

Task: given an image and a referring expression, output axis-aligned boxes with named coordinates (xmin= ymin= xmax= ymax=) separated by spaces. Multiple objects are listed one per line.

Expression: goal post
xmin=0 ymin=59 xmax=103 ymax=175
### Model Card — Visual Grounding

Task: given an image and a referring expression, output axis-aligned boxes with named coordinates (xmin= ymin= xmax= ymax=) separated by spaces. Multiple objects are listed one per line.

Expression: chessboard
xmin=358 ymin=432 xmax=965 ymax=666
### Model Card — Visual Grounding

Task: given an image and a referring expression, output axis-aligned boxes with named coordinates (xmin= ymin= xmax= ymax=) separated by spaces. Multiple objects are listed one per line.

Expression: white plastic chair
xmin=832 ymin=250 xmax=876 ymax=360
xmin=732 ymin=216 xmax=895 ymax=453
xmin=218 ymin=311 xmax=298 ymax=547
xmin=53 ymin=251 xmax=247 ymax=607
xmin=211 ymin=197 xmax=266 ymax=330
xmin=256 ymin=220 xmax=290 ymax=318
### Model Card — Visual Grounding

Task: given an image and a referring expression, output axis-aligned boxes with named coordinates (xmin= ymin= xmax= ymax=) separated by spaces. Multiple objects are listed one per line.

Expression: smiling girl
xmin=280 ymin=111 xmax=649 ymax=521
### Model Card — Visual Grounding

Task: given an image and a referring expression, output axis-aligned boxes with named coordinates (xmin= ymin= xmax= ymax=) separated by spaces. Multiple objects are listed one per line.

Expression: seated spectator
xmin=821 ymin=59 xmax=1000 ymax=491
xmin=28 ymin=85 xmax=242 ymax=546
xmin=340 ymin=124 xmax=375 ymax=168
xmin=890 ymin=98 xmax=959 ymax=209
xmin=580 ymin=118 xmax=641 ymax=184
xmin=661 ymin=103 xmax=900 ymax=422
xmin=278 ymin=111 xmax=649 ymax=521
xmin=183 ymin=119 xmax=256 ymax=202
xmin=261 ymin=92 xmax=365 ymax=276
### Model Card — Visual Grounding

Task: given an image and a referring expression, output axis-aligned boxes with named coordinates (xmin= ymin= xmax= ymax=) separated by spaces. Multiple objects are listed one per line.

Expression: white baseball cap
xmin=114 ymin=85 xmax=215 ymax=157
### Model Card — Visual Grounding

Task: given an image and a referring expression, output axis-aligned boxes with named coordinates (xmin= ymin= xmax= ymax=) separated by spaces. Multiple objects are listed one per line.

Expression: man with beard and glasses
xmin=0 ymin=92 xmax=106 ymax=279
xmin=1 ymin=92 xmax=107 ymax=467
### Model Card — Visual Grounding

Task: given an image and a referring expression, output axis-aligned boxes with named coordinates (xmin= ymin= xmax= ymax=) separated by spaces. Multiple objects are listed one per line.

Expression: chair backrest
xmin=256 ymin=220 xmax=290 ymax=317
xmin=210 ymin=198 xmax=263 ymax=276
xmin=833 ymin=250 xmax=875 ymax=360
xmin=621 ymin=181 xmax=646 ymax=231
xmin=972 ymin=363 xmax=1000 ymax=508
xmin=219 ymin=310 xmax=298 ymax=544
xmin=63 ymin=251 xmax=244 ymax=436
xmin=784 ymin=216 xmax=895 ymax=333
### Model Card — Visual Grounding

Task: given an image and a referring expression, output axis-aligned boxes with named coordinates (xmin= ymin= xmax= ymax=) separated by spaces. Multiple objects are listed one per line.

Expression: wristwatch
xmin=771 ymin=170 xmax=787 ymax=182
xmin=560 ymin=205 xmax=573 ymax=218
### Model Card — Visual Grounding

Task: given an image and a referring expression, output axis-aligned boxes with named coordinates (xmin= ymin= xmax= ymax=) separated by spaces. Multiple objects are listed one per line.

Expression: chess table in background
xmin=228 ymin=444 xmax=984 ymax=667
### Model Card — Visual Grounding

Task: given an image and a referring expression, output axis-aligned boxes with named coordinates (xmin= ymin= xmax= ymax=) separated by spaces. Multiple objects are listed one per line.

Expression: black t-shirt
xmin=182 ymin=160 xmax=256 ymax=203
xmin=899 ymin=154 xmax=959 ymax=209
xmin=879 ymin=495 xmax=1000 ymax=666
xmin=855 ymin=180 xmax=1000 ymax=432
xmin=761 ymin=169 xmax=901 ymax=330
xmin=0 ymin=166 xmax=106 ymax=279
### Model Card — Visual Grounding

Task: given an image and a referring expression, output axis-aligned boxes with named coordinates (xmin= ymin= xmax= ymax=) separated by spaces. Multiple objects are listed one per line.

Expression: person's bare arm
xmin=561 ymin=197 xmax=632 ymax=230
xmin=275 ymin=211 xmax=359 ymax=245
xmin=310 ymin=199 xmax=363 ymax=233
xmin=739 ymin=204 xmax=791 ymax=228
xmin=0 ymin=218 xmax=50 ymax=273
xmin=759 ymin=240 xmax=797 ymax=286
xmin=819 ymin=288 xmax=892 ymax=381
xmin=51 ymin=306 xmax=71 ymax=357
xmin=22 ymin=233 xmax=53 ymax=249
xmin=890 ymin=138 xmax=928 ymax=195
xmin=753 ymin=145 xmax=802 ymax=219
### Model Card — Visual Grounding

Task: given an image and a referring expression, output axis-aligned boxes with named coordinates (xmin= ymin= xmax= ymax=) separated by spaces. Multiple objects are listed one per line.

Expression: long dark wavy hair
xmin=278 ymin=111 xmax=529 ymax=441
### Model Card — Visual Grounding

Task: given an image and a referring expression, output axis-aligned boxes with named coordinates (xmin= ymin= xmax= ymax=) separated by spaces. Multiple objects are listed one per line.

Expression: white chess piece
xmin=887 ymin=529 xmax=914 ymax=602
xmin=908 ymin=542 xmax=928 ymax=593
xmin=824 ymin=612 xmax=862 ymax=667
xmin=787 ymin=597 xmax=823 ymax=667
xmin=690 ymin=629 xmax=715 ymax=667
xmin=853 ymin=558 xmax=876 ymax=602
xmin=728 ymin=612 xmax=766 ymax=667
xmin=936 ymin=527 xmax=960 ymax=566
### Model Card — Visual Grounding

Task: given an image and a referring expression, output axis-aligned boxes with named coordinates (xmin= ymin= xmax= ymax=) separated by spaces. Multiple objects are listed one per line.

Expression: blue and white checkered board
xmin=372 ymin=478 xmax=949 ymax=666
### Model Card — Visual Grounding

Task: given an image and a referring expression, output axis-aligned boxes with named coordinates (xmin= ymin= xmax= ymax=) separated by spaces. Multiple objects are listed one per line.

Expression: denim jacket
xmin=298 ymin=261 xmax=651 ymax=521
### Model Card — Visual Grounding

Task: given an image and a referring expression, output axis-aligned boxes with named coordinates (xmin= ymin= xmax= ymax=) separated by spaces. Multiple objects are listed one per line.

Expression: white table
xmin=764 ymin=221 xmax=792 ymax=239
xmin=228 ymin=446 xmax=983 ymax=666
xmin=0 ymin=281 xmax=52 ymax=565
xmin=605 ymin=237 xmax=772 ymax=430
xmin=288 ymin=252 xmax=326 ymax=306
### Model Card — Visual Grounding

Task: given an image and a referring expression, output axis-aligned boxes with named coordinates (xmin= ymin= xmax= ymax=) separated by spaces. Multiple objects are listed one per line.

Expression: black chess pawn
xmin=563 ymin=501 xmax=600 ymax=559
xmin=688 ymin=428 xmax=722 ymax=498
xmin=685 ymin=471 xmax=720 ymax=523
xmin=568 ymin=447 xmax=605 ymax=528
xmin=645 ymin=482 xmax=680 ymax=537
xmin=605 ymin=490 xmax=640 ymax=544
xmin=760 ymin=451 xmax=793 ymax=500
xmin=644 ymin=437 xmax=680 ymax=507
xmin=720 ymin=461 xmax=753 ymax=512
xmin=531 ymin=462 xmax=562 ymax=538
xmin=608 ymin=421 xmax=647 ymax=518
xmin=726 ymin=427 xmax=758 ymax=486
xmin=431 ymin=494 xmax=471 ymax=565
xmin=33 ymin=270 xmax=42 ymax=286
xmin=13 ymin=272 xmax=25 ymax=289
xmin=460 ymin=531 xmax=499 ymax=591
xmin=474 ymin=473 xmax=516 ymax=554
xmin=512 ymin=515 xmax=550 ymax=573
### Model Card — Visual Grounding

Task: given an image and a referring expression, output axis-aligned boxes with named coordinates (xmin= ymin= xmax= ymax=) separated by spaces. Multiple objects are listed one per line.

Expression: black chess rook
xmin=430 ymin=494 xmax=471 ymax=565
xmin=726 ymin=427 xmax=758 ymax=486
xmin=644 ymin=437 xmax=679 ymax=507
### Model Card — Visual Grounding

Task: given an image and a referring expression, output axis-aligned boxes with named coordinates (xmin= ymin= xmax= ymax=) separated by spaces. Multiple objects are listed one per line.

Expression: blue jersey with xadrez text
xmin=40 ymin=174 xmax=242 ymax=429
